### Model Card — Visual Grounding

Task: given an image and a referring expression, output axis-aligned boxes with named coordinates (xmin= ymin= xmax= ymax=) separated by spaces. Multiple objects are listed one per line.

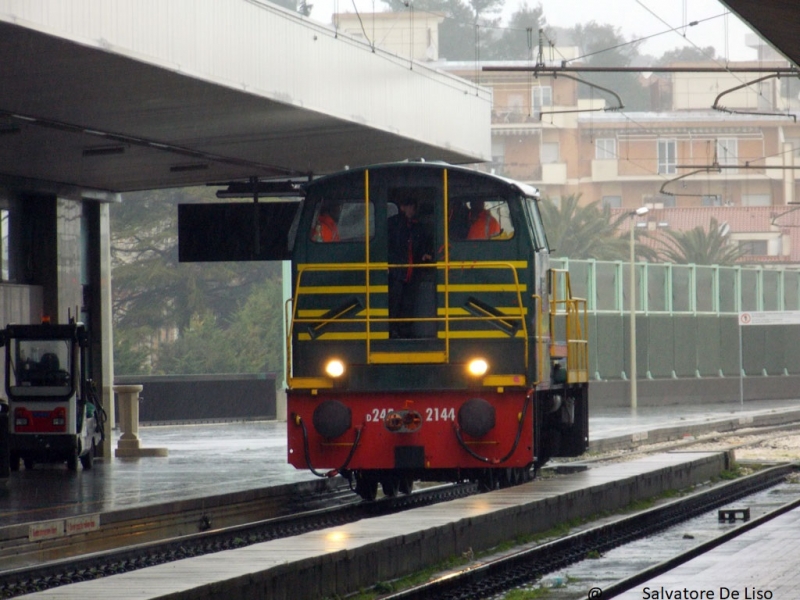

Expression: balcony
xmin=592 ymin=159 xmax=619 ymax=181
xmin=542 ymin=162 xmax=567 ymax=185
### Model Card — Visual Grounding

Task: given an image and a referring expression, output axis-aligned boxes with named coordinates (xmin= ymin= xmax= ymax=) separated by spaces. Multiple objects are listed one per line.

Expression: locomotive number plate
xmin=425 ymin=407 xmax=455 ymax=422
xmin=364 ymin=407 xmax=456 ymax=422
xmin=365 ymin=408 xmax=394 ymax=422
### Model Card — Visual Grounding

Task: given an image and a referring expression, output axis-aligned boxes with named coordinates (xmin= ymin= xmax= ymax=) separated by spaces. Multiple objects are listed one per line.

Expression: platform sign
xmin=66 ymin=514 xmax=100 ymax=535
xmin=739 ymin=311 xmax=800 ymax=326
xmin=737 ymin=311 xmax=800 ymax=406
xmin=29 ymin=519 xmax=64 ymax=542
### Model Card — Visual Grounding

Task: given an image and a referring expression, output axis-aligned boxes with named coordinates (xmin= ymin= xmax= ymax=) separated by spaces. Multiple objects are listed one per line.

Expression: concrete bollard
xmin=113 ymin=385 xmax=168 ymax=458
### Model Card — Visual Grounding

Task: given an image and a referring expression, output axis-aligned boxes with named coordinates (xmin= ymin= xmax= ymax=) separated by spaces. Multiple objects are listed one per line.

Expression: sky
xmin=315 ymin=0 xmax=760 ymax=62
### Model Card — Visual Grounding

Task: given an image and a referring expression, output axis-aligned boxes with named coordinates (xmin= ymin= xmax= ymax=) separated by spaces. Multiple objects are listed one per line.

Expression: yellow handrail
xmin=290 ymin=260 xmax=529 ymax=366
xmin=548 ymin=269 xmax=589 ymax=384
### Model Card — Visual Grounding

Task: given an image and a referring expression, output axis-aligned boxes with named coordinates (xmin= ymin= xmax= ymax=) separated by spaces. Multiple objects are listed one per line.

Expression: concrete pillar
xmin=99 ymin=202 xmax=115 ymax=460
xmin=275 ymin=386 xmax=287 ymax=422
xmin=113 ymin=385 xmax=168 ymax=458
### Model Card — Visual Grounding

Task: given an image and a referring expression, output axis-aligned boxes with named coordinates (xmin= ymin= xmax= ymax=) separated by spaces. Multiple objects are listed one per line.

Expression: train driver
xmin=388 ymin=193 xmax=433 ymax=338
xmin=310 ymin=200 xmax=341 ymax=242
xmin=466 ymin=199 xmax=501 ymax=240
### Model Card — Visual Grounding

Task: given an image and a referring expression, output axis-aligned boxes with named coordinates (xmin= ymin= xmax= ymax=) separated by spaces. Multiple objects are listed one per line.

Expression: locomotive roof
xmin=306 ymin=161 xmax=540 ymax=199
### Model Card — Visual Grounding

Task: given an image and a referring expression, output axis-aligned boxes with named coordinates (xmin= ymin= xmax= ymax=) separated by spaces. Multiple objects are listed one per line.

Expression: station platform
xmin=615 ymin=504 xmax=800 ymax=598
xmin=1 ymin=399 xmax=799 ymax=529
xmin=19 ymin=451 xmax=730 ymax=599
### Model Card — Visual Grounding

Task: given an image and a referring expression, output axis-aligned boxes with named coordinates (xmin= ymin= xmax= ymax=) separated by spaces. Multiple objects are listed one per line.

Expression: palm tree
xmin=653 ymin=217 xmax=745 ymax=265
xmin=539 ymin=194 xmax=654 ymax=261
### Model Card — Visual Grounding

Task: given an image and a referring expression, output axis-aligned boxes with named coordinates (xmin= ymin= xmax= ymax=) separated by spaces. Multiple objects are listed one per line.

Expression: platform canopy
xmin=0 ymin=0 xmax=491 ymax=195
xmin=722 ymin=0 xmax=800 ymax=67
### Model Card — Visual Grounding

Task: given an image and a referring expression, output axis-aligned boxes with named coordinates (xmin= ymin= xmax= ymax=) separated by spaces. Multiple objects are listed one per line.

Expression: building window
xmin=742 ymin=194 xmax=770 ymax=207
xmin=541 ymin=142 xmax=559 ymax=164
xmin=702 ymin=195 xmax=721 ymax=206
xmin=507 ymin=93 xmax=524 ymax=114
xmin=595 ymin=138 xmax=616 ymax=160
xmin=643 ymin=194 xmax=676 ymax=208
xmin=601 ymin=196 xmax=621 ymax=208
xmin=716 ymin=138 xmax=738 ymax=174
xmin=739 ymin=240 xmax=768 ymax=256
xmin=657 ymin=139 xmax=676 ymax=175
xmin=532 ymin=86 xmax=552 ymax=113
xmin=491 ymin=138 xmax=506 ymax=164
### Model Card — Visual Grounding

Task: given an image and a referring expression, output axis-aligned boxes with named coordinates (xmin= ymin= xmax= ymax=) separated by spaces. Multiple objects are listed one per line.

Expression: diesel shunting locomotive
xmin=283 ymin=162 xmax=589 ymax=500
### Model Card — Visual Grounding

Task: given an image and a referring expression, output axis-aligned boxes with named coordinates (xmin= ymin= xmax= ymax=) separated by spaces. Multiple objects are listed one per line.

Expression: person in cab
xmin=466 ymin=199 xmax=501 ymax=240
xmin=387 ymin=193 xmax=433 ymax=338
xmin=311 ymin=200 xmax=341 ymax=242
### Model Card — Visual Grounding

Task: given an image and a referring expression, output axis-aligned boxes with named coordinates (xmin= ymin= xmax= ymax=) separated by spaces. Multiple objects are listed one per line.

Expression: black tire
xmin=80 ymin=442 xmax=95 ymax=470
xmin=477 ymin=469 xmax=497 ymax=492
xmin=380 ymin=477 xmax=399 ymax=497
xmin=354 ymin=473 xmax=378 ymax=501
xmin=67 ymin=449 xmax=78 ymax=472
xmin=9 ymin=453 xmax=20 ymax=472
xmin=23 ymin=457 xmax=34 ymax=471
xmin=399 ymin=475 xmax=414 ymax=495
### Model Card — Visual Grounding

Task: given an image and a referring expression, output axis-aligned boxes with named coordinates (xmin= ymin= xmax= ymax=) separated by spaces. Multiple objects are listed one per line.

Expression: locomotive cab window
xmin=526 ymin=196 xmax=549 ymax=251
xmin=309 ymin=198 xmax=374 ymax=243
xmin=449 ymin=197 xmax=514 ymax=241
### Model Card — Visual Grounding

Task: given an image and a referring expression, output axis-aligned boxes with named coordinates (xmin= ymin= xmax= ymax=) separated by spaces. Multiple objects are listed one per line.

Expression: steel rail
xmin=0 ymin=482 xmax=477 ymax=598
xmin=380 ymin=463 xmax=797 ymax=600
xmin=602 ymin=490 xmax=800 ymax=598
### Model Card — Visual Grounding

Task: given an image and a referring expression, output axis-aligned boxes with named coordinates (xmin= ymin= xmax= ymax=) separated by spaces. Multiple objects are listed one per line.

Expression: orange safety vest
xmin=467 ymin=210 xmax=500 ymax=240
xmin=311 ymin=214 xmax=340 ymax=242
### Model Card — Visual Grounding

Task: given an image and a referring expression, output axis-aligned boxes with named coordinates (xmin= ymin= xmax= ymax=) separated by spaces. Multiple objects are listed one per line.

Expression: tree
xmin=111 ymin=188 xmax=274 ymax=336
xmin=153 ymin=278 xmax=284 ymax=375
xmin=111 ymin=187 xmax=282 ymax=375
xmin=652 ymin=217 xmax=745 ymax=265
xmin=656 ymin=45 xmax=717 ymax=66
xmin=539 ymin=195 xmax=653 ymax=261
xmin=550 ymin=22 xmax=650 ymax=111
xmin=481 ymin=3 xmax=545 ymax=61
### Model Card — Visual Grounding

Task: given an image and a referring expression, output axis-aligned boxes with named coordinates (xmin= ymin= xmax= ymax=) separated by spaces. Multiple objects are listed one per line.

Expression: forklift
xmin=1 ymin=319 xmax=106 ymax=471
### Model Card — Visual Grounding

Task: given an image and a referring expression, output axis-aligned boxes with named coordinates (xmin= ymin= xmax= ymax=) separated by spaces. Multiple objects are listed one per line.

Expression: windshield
xmin=7 ymin=338 xmax=73 ymax=397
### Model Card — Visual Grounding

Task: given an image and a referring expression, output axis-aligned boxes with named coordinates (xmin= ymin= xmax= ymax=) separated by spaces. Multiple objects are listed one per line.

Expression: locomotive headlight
xmin=325 ymin=359 xmax=346 ymax=378
xmin=467 ymin=358 xmax=489 ymax=377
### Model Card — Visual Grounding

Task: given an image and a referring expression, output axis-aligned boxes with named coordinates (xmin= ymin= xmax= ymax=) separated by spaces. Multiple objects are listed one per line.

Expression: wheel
xmin=498 ymin=468 xmax=515 ymax=488
xmin=23 ymin=457 xmax=34 ymax=471
xmin=9 ymin=453 xmax=20 ymax=472
xmin=477 ymin=469 xmax=497 ymax=492
xmin=354 ymin=473 xmax=378 ymax=501
xmin=399 ymin=475 xmax=414 ymax=495
xmin=380 ymin=477 xmax=400 ymax=498
xmin=67 ymin=449 xmax=78 ymax=472
xmin=80 ymin=442 xmax=95 ymax=470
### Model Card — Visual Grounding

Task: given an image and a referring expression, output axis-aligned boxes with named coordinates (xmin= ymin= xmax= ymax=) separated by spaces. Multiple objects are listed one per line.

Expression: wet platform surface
xmin=1 ymin=399 xmax=798 ymax=528
xmin=616 ymin=504 xmax=800 ymax=598
xmin=18 ymin=451 xmax=730 ymax=600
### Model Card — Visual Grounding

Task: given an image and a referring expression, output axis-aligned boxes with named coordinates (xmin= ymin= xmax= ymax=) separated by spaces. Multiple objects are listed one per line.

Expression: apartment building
xmin=332 ymin=11 xmax=800 ymax=263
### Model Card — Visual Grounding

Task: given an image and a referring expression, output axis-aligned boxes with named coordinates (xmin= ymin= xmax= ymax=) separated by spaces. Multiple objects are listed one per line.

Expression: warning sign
xmin=739 ymin=311 xmax=800 ymax=326
xmin=66 ymin=514 xmax=100 ymax=535
xmin=29 ymin=520 xmax=64 ymax=542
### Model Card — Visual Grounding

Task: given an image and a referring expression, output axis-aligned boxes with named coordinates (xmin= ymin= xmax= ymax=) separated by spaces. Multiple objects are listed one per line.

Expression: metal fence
xmin=552 ymin=259 xmax=800 ymax=380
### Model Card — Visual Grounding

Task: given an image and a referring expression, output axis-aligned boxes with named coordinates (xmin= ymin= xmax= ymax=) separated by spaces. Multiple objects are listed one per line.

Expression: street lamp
xmin=629 ymin=206 xmax=649 ymax=409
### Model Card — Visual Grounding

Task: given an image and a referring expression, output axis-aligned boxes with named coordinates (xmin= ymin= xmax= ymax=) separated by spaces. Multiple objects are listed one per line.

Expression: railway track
xmin=0 ymin=481 xmax=477 ymax=598
xmin=377 ymin=463 xmax=800 ymax=600
xmin=4 ymin=417 xmax=800 ymax=598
